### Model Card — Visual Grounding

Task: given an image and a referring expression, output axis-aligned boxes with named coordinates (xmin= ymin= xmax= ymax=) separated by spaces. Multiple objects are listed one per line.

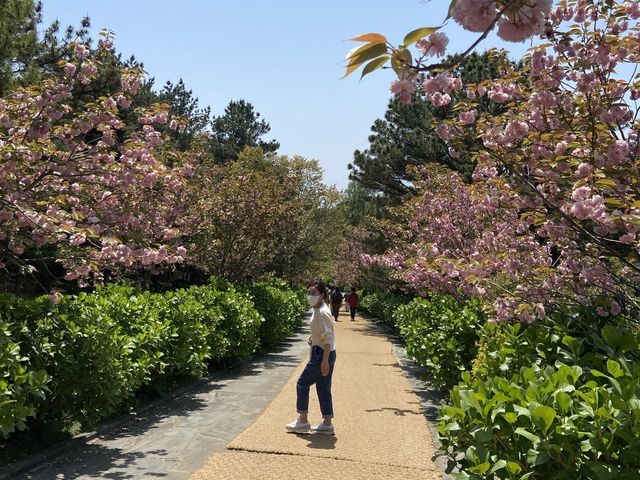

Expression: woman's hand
xmin=321 ymin=360 xmax=330 ymax=377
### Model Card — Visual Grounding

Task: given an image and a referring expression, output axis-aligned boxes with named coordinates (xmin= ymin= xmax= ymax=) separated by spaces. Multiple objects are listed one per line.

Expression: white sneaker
xmin=285 ymin=419 xmax=311 ymax=433
xmin=311 ymin=423 xmax=335 ymax=435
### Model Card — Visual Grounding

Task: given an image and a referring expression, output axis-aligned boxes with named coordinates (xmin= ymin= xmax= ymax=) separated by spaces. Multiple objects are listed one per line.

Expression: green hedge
xmin=243 ymin=279 xmax=306 ymax=349
xmin=393 ymin=295 xmax=486 ymax=392
xmin=0 ymin=277 xmax=302 ymax=440
xmin=437 ymin=317 xmax=640 ymax=480
xmin=358 ymin=291 xmax=413 ymax=329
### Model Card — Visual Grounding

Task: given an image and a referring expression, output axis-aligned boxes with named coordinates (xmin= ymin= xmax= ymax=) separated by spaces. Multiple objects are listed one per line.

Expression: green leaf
xmin=601 ymin=324 xmax=623 ymax=348
xmin=562 ymin=335 xmax=584 ymax=356
xmin=531 ymin=405 xmax=556 ymax=434
xmin=458 ymin=388 xmax=482 ymax=414
xmin=402 ymin=26 xmax=440 ymax=46
xmin=446 ymin=0 xmax=458 ymax=20
xmin=588 ymin=463 xmax=620 ymax=480
xmin=343 ymin=43 xmax=387 ymax=78
xmin=555 ymin=391 xmax=571 ymax=413
xmin=503 ymin=412 xmax=518 ymax=424
xmin=607 ymin=359 xmax=623 ymax=378
xmin=507 ymin=461 xmax=522 ymax=474
xmin=345 ymin=42 xmax=387 ymax=64
xmin=527 ymin=449 xmax=551 ymax=467
xmin=469 ymin=462 xmax=491 ymax=474
xmin=489 ymin=459 xmax=507 ymax=474
xmin=514 ymin=404 xmax=531 ymax=418
xmin=360 ymin=55 xmax=389 ymax=80
xmin=515 ymin=427 xmax=540 ymax=443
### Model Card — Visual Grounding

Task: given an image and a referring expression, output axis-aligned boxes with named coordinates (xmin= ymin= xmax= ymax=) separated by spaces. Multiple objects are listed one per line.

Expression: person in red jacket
xmin=346 ymin=287 xmax=359 ymax=321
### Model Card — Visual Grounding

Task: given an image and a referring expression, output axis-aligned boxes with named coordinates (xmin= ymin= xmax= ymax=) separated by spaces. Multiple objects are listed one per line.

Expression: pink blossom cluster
xmin=0 ymin=42 xmax=192 ymax=283
xmin=379 ymin=1 xmax=640 ymax=321
xmin=390 ymin=70 xmax=418 ymax=104
xmin=416 ymin=32 xmax=449 ymax=58
xmin=367 ymin=167 xmax=557 ymax=322
xmin=388 ymin=0 xmax=557 ymax=104
xmin=451 ymin=0 xmax=552 ymax=42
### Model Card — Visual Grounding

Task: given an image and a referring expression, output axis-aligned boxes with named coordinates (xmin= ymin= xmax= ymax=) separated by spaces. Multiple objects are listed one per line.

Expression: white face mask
xmin=307 ymin=294 xmax=321 ymax=307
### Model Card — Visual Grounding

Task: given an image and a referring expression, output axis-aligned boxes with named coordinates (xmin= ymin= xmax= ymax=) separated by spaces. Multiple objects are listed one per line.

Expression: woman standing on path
xmin=285 ymin=280 xmax=337 ymax=435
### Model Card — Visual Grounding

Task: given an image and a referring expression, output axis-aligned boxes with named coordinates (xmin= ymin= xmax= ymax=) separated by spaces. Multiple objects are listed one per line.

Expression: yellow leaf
xmin=343 ymin=61 xmax=364 ymax=79
xmin=351 ymin=32 xmax=387 ymax=43
xmin=391 ymin=48 xmax=413 ymax=75
xmin=604 ymin=197 xmax=624 ymax=206
xmin=403 ymin=26 xmax=440 ymax=46
xmin=596 ymin=178 xmax=617 ymax=187
xmin=346 ymin=42 xmax=388 ymax=64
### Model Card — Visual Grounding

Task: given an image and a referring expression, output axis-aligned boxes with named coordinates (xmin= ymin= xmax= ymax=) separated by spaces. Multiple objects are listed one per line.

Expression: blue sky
xmin=41 ymin=1 xmax=533 ymax=190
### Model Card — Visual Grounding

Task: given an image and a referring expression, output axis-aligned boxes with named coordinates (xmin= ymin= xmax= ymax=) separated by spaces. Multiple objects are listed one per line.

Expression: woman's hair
xmin=308 ymin=280 xmax=326 ymax=295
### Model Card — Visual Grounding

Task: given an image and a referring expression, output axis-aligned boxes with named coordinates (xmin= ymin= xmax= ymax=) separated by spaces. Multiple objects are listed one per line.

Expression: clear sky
xmin=41 ymin=1 xmax=533 ymax=190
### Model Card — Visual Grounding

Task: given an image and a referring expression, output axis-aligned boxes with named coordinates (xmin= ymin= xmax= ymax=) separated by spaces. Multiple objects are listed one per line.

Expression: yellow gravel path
xmin=190 ymin=312 xmax=443 ymax=479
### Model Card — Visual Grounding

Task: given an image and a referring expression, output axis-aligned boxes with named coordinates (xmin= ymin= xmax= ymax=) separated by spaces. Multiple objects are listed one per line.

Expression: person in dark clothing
xmin=346 ymin=288 xmax=359 ymax=321
xmin=329 ymin=284 xmax=343 ymax=322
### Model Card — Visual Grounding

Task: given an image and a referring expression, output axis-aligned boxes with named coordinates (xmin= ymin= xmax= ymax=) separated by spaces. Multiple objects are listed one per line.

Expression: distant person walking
xmin=286 ymin=280 xmax=337 ymax=435
xmin=329 ymin=284 xmax=343 ymax=322
xmin=347 ymin=288 xmax=359 ymax=321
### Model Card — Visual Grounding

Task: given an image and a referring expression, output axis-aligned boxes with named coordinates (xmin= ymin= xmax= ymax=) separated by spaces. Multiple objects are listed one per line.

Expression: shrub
xmin=244 ymin=280 xmax=306 ymax=349
xmin=32 ymin=289 xmax=147 ymax=428
xmin=471 ymin=322 xmax=561 ymax=383
xmin=206 ymin=277 xmax=262 ymax=362
xmin=0 ymin=277 xmax=298 ymax=440
xmin=160 ymin=287 xmax=213 ymax=376
xmin=393 ymin=295 xmax=486 ymax=391
xmin=359 ymin=291 xmax=413 ymax=329
xmin=437 ymin=318 xmax=640 ymax=479
xmin=0 ymin=317 xmax=50 ymax=439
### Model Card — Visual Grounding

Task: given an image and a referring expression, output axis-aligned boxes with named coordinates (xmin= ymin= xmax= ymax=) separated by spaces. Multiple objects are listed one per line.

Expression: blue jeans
xmin=296 ymin=346 xmax=337 ymax=418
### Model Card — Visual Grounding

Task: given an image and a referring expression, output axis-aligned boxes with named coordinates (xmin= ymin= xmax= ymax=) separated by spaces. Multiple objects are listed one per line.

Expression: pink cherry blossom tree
xmin=0 ymin=31 xmax=191 ymax=287
xmin=352 ymin=1 xmax=640 ymax=322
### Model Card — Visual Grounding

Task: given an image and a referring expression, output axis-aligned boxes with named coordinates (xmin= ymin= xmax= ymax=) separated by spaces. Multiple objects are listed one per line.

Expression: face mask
xmin=307 ymin=294 xmax=321 ymax=307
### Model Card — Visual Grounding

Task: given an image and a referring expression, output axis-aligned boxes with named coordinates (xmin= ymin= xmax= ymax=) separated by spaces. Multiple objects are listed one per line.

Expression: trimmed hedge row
xmin=359 ymin=291 xmax=640 ymax=479
xmin=358 ymin=291 xmax=413 ymax=330
xmin=439 ymin=316 xmax=640 ymax=480
xmin=0 ymin=277 xmax=306 ymax=440
xmin=242 ymin=279 xmax=307 ymax=349
xmin=359 ymin=291 xmax=485 ymax=391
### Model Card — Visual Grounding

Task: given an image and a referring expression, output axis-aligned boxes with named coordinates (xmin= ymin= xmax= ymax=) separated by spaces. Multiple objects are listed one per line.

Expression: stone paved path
xmin=11 ymin=311 xmax=445 ymax=479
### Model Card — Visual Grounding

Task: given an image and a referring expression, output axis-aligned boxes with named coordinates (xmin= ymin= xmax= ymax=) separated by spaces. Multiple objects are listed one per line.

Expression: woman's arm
xmin=319 ymin=310 xmax=334 ymax=376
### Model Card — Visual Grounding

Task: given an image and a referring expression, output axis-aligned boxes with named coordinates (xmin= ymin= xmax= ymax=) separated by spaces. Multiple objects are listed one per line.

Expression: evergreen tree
xmin=158 ymin=79 xmax=211 ymax=151
xmin=0 ymin=0 xmax=91 ymax=95
xmin=209 ymin=99 xmax=279 ymax=163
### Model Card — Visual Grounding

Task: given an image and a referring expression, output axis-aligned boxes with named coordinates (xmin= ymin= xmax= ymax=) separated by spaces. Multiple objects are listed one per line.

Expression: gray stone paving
xmin=5 ymin=316 xmax=449 ymax=480
xmin=11 ymin=327 xmax=311 ymax=480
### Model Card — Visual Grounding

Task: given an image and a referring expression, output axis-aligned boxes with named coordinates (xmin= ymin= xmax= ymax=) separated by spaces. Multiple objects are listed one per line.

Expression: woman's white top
xmin=309 ymin=304 xmax=336 ymax=351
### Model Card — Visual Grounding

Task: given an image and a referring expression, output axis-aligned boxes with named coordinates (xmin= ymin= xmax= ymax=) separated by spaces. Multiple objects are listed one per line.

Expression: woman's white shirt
xmin=309 ymin=304 xmax=336 ymax=351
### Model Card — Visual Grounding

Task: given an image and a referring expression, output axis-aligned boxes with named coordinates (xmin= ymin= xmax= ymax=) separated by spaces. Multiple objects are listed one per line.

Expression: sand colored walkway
xmin=190 ymin=313 xmax=443 ymax=479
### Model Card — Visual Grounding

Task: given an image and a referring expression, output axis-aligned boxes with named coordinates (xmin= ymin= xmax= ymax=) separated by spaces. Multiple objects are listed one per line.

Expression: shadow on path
xmin=15 ymin=325 xmax=312 ymax=480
